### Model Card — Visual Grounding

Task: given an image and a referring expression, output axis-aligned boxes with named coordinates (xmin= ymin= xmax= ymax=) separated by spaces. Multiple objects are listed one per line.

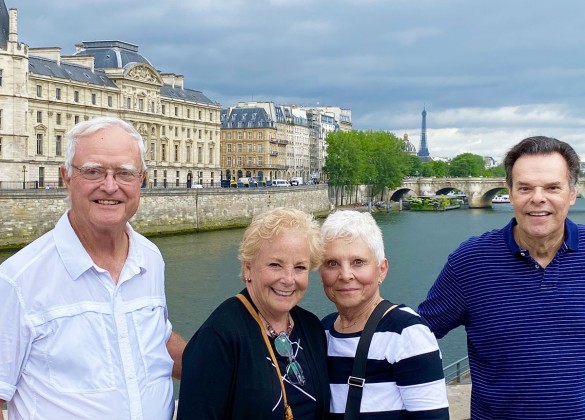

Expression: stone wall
xmin=0 ymin=186 xmax=332 ymax=249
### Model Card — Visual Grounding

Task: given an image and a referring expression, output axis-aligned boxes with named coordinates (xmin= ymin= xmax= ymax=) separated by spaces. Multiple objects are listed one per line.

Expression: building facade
xmin=0 ymin=4 xmax=221 ymax=189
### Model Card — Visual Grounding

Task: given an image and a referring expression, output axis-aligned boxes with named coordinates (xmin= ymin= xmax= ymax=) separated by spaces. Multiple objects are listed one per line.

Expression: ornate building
xmin=0 ymin=4 xmax=221 ymax=188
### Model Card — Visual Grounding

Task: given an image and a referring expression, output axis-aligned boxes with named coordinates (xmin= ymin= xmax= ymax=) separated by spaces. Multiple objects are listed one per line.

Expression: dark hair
xmin=503 ymin=136 xmax=580 ymax=189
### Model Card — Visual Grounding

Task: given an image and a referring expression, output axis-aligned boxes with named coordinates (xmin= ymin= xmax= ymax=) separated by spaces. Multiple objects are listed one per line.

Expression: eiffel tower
xmin=417 ymin=106 xmax=431 ymax=161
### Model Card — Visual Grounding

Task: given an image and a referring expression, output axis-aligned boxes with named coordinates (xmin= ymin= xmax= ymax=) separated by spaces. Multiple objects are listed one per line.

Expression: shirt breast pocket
xmin=131 ymin=304 xmax=174 ymax=384
xmin=42 ymin=310 xmax=116 ymax=393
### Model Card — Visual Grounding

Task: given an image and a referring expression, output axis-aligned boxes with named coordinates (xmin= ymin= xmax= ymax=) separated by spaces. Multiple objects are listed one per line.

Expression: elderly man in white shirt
xmin=0 ymin=116 xmax=185 ymax=420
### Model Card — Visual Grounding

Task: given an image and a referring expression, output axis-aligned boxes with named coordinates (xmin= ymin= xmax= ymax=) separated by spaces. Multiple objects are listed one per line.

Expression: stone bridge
xmin=389 ymin=177 xmax=585 ymax=208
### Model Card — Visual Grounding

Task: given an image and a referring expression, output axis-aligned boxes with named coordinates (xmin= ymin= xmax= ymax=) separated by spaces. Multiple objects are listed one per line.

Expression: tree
xmin=448 ymin=153 xmax=485 ymax=177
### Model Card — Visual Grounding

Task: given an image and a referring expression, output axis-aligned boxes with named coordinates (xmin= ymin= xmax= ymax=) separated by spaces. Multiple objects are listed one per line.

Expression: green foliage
xmin=483 ymin=163 xmax=506 ymax=177
xmin=448 ymin=153 xmax=485 ymax=177
xmin=324 ymin=130 xmax=409 ymax=193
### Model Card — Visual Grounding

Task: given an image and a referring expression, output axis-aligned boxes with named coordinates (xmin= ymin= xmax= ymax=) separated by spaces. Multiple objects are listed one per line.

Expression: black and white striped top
xmin=322 ymin=305 xmax=449 ymax=419
xmin=419 ymin=217 xmax=585 ymax=420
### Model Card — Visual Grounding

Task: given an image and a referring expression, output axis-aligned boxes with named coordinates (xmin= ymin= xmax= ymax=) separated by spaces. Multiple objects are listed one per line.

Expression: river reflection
xmin=2 ymin=199 xmax=585 ymax=391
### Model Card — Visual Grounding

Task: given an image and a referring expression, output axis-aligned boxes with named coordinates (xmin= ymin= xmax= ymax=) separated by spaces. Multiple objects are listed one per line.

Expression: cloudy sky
xmin=8 ymin=0 xmax=585 ymax=161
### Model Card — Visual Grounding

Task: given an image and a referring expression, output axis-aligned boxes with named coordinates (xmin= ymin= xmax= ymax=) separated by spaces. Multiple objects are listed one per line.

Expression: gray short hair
xmin=63 ymin=116 xmax=146 ymax=176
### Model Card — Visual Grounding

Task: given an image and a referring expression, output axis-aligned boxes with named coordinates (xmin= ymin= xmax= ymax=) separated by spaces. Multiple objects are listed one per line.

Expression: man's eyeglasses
xmin=72 ymin=165 xmax=144 ymax=185
xmin=274 ymin=332 xmax=306 ymax=386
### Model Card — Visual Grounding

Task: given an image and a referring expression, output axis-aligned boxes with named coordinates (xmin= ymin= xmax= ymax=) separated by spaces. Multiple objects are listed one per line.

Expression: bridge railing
xmin=444 ymin=355 xmax=470 ymax=384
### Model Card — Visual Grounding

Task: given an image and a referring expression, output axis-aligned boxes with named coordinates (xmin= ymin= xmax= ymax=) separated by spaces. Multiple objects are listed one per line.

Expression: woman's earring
xmin=244 ymin=277 xmax=251 ymax=283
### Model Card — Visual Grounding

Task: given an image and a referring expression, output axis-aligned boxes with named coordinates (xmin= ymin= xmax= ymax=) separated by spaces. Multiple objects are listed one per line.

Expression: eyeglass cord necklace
xmin=261 ymin=313 xmax=293 ymax=338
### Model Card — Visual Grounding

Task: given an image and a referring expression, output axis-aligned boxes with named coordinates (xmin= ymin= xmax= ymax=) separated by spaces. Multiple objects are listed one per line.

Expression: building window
xmin=237 ymin=132 xmax=243 ymax=140
xmin=74 ymin=90 xmax=79 ymax=102
xmin=198 ymin=130 xmax=202 ymax=139
xmin=187 ymin=128 xmax=191 ymax=138
xmin=258 ymin=144 xmax=263 ymax=153
xmin=56 ymin=87 xmax=61 ymax=100
xmin=247 ymin=144 xmax=253 ymax=153
xmin=227 ymin=157 xmax=232 ymax=166
xmin=36 ymin=134 xmax=43 ymax=155
xmin=150 ymin=142 xmax=155 ymax=160
xmin=187 ymin=109 xmax=191 ymax=119
xmin=248 ymin=132 xmax=253 ymax=140
xmin=237 ymin=144 xmax=243 ymax=153
xmin=126 ymin=97 xmax=131 ymax=109
xmin=0 ymin=69 xmax=2 ymax=86
xmin=209 ymin=112 xmax=213 ymax=121
xmin=74 ymin=115 xmax=80 ymax=124
xmin=56 ymin=135 xmax=62 ymax=156
xmin=162 ymin=104 xmax=166 ymax=115
xmin=209 ymin=131 xmax=213 ymax=140
xmin=198 ymin=146 xmax=202 ymax=163
xmin=176 ymin=171 xmax=180 ymax=187
xmin=209 ymin=148 xmax=213 ymax=164
xmin=175 ymin=127 xmax=178 ymax=137
xmin=161 ymin=144 xmax=167 ymax=161
xmin=198 ymin=110 xmax=202 ymax=120
xmin=36 ymin=111 xmax=42 ymax=123
xmin=186 ymin=145 xmax=191 ymax=163
xmin=174 ymin=144 xmax=179 ymax=162
xmin=91 ymin=93 xmax=97 ymax=105
xmin=56 ymin=113 xmax=62 ymax=125
xmin=0 ymin=137 xmax=2 ymax=155
xmin=162 ymin=126 xmax=166 ymax=136
xmin=227 ymin=143 xmax=232 ymax=153
xmin=0 ymin=109 xmax=3 ymax=129
xmin=237 ymin=156 xmax=242 ymax=166
xmin=247 ymin=157 xmax=252 ymax=166
xmin=174 ymin=106 xmax=178 ymax=116
xmin=108 ymin=96 xmax=113 ymax=107
xmin=139 ymin=98 xmax=144 ymax=111
xmin=36 ymin=85 xmax=42 ymax=97
xmin=258 ymin=156 xmax=263 ymax=165
xmin=227 ymin=132 xmax=232 ymax=140
xmin=258 ymin=132 xmax=262 ymax=140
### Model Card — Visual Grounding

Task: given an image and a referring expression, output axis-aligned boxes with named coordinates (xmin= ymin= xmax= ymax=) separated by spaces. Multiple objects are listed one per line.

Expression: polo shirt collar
xmin=504 ymin=217 xmax=579 ymax=255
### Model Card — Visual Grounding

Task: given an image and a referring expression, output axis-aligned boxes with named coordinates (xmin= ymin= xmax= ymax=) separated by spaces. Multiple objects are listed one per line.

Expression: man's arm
xmin=167 ymin=331 xmax=187 ymax=380
xmin=1 ymin=398 xmax=6 ymax=420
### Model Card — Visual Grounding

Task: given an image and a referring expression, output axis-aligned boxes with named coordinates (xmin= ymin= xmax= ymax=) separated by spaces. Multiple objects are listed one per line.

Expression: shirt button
xmin=535 ymin=264 xmax=540 ymax=269
xmin=128 ymin=373 xmax=135 ymax=380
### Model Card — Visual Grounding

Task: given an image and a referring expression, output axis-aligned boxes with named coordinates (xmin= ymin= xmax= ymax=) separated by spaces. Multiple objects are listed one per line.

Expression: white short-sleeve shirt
xmin=0 ymin=212 xmax=174 ymax=420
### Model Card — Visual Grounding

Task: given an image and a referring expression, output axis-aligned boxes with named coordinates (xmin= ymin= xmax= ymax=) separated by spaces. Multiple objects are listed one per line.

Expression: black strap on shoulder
xmin=344 ymin=299 xmax=394 ymax=420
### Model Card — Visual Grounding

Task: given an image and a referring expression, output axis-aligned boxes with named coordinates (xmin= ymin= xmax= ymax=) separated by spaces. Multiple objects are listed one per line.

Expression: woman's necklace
xmin=338 ymin=298 xmax=382 ymax=330
xmin=262 ymin=313 xmax=293 ymax=338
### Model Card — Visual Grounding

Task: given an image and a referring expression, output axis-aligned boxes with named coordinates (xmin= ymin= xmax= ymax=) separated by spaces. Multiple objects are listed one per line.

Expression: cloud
xmin=9 ymin=0 xmax=585 ymax=160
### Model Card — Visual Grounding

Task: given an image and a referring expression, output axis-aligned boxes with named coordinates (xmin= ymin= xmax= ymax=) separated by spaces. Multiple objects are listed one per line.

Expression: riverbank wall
xmin=0 ymin=185 xmax=332 ymax=249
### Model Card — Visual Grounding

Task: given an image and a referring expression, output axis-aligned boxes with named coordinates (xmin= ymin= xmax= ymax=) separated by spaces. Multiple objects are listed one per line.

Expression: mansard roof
xmin=0 ymin=0 xmax=8 ymax=49
xmin=221 ymin=107 xmax=276 ymax=129
xmin=73 ymin=41 xmax=152 ymax=69
xmin=160 ymin=84 xmax=216 ymax=105
xmin=29 ymin=56 xmax=118 ymax=88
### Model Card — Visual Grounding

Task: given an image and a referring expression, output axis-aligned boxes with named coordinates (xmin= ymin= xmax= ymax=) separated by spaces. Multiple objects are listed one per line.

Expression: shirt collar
xmin=54 ymin=211 xmax=146 ymax=281
xmin=504 ymin=217 xmax=579 ymax=256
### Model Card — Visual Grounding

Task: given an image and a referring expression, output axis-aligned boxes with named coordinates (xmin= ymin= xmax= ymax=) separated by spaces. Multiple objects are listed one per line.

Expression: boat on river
xmin=492 ymin=194 xmax=510 ymax=204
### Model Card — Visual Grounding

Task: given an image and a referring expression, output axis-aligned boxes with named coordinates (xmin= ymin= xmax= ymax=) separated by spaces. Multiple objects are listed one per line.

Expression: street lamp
xmin=22 ymin=165 xmax=27 ymax=190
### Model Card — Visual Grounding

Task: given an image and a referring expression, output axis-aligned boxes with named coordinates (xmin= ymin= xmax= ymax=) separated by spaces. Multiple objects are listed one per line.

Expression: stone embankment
xmin=0 ymin=185 xmax=332 ymax=249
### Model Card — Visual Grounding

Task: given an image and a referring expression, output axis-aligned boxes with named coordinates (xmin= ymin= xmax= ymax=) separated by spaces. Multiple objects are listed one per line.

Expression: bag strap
xmin=344 ymin=299 xmax=395 ymax=420
xmin=235 ymin=293 xmax=294 ymax=420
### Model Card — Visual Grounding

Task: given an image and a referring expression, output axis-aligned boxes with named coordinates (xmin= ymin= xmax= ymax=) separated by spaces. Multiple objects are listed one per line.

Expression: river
xmin=3 ymin=199 xmax=585 ymax=395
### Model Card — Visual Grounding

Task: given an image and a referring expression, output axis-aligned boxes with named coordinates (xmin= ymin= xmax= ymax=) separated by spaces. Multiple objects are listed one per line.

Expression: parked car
xmin=272 ymin=179 xmax=291 ymax=187
xmin=290 ymin=176 xmax=304 ymax=186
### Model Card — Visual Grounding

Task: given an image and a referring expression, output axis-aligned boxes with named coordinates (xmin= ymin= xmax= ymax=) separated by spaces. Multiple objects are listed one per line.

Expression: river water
xmin=3 ymin=199 xmax=585 ymax=394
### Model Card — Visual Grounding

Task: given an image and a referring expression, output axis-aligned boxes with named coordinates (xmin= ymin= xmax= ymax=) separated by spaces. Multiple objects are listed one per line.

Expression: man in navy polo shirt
xmin=419 ymin=136 xmax=585 ymax=419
